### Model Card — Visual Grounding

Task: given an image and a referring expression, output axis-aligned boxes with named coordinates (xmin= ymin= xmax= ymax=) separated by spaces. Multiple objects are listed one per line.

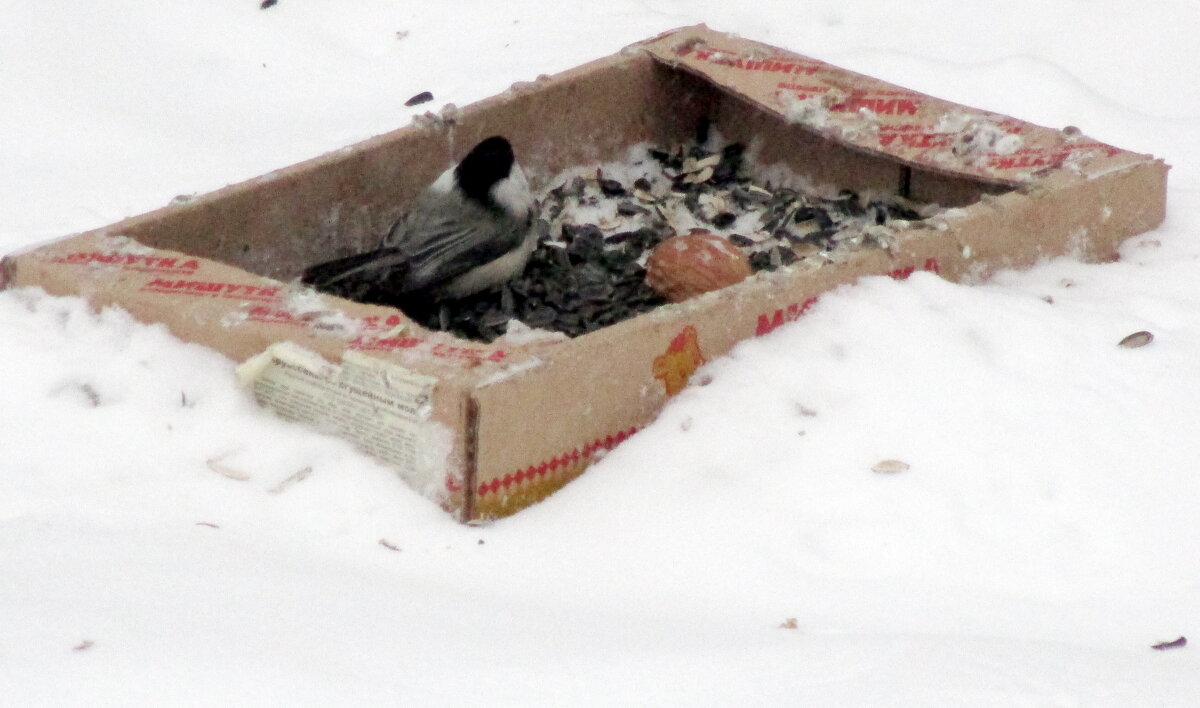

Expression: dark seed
xmin=405 ymin=91 xmax=434 ymax=107
xmin=749 ymin=251 xmax=775 ymax=271
xmin=710 ymin=212 xmax=737 ymax=229
xmin=602 ymin=249 xmax=636 ymax=270
xmin=558 ymin=176 xmax=586 ymax=199
xmin=617 ymin=201 xmax=648 ymax=216
xmin=761 ymin=211 xmax=788 ymax=234
xmin=580 ymin=282 xmax=612 ymax=302
xmin=729 ymin=234 xmax=756 ymax=247
xmin=599 ymin=179 xmax=626 ymax=197
xmin=732 ymin=185 xmax=770 ymax=206
xmin=772 ymin=188 xmax=800 ymax=206
xmin=525 ymin=306 xmax=557 ymax=328
xmin=712 ymin=145 xmax=744 ymax=185
xmin=721 ymin=143 xmax=746 ymax=161
xmin=888 ymin=203 xmax=922 ymax=220
xmin=807 ymin=227 xmax=839 ymax=243
xmin=1151 ymin=636 xmax=1187 ymax=651
xmin=792 ymin=206 xmax=816 ymax=223
xmin=834 ymin=190 xmax=864 ymax=216
xmin=578 ymin=261 xmax=609 ymax=284
xmin=776 ymin=246 xmax=799 ymax=265
xmin=480 ymin=309 xmax=511 ymax=329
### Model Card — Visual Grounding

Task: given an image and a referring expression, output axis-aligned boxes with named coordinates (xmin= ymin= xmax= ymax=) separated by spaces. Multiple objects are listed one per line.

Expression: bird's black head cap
xmin=454 ymin=136 xmax=515 ymax=209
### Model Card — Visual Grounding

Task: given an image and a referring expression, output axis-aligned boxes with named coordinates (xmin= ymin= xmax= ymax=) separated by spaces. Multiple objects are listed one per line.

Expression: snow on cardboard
xmin=0 ymin=26 xmax=1167 ymax=521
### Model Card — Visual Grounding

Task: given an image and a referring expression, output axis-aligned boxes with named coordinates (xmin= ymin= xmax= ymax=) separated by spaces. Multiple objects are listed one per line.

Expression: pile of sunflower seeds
xmin=403 ymin=140 xmax=936 ymax=342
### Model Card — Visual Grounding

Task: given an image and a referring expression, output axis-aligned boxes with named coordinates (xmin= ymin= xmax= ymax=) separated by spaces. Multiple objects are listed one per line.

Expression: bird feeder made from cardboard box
xmin=1 ymin=26 xmax=1167 ymax=520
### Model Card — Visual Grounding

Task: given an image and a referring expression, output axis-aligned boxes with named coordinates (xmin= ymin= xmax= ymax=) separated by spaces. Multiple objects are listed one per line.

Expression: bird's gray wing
xmin=301 ymin=247 xmax=410 ymax=288
xmin=392 ymin=193 xmax=526 ymax=292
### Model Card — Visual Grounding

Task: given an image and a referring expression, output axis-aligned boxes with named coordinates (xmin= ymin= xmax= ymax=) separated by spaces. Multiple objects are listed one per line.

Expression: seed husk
xmin=1151 ymin=636 xmax=1187 ymax=651
xmin=872 ymin=459 xmax=910 ymax=474
xmin=681 ymin=165 xmax=714 ymax=184
xmin=1118 ymin=330 xmax=1154 ymax=348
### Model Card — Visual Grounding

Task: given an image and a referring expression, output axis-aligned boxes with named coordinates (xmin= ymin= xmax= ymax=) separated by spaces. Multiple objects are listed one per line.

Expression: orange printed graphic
xmin=474 ymin=427 xmax=638 ymax=519
xmin=652 ymin=325 xmax=705 ymax=396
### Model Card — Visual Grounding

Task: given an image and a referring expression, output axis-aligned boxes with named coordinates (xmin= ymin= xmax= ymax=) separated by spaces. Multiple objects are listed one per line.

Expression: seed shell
xmin=872 ymin=459 xmax=910 ymax=474
xmin=1118 ymin=330 xmax=1153 ymax=348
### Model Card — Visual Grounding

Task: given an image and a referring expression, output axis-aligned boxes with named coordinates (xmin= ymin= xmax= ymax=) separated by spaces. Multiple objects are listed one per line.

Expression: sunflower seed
xmin=872 ymin=459 xmax=910 ymax=474
xmin=1118 ymin=330 xmax=1153 ymax=348
xmin=681 ymin=166 xmax=714 ymax=184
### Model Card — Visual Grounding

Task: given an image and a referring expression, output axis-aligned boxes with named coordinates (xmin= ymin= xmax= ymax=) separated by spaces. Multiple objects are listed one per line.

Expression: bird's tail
xmin=300 ymin=247 xmax=407 ymax=288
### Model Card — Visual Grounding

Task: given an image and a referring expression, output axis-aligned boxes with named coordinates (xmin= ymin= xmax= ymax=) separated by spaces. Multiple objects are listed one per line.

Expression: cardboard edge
xmin=635 ymin=25 xmax=1157 ymax=192
xmin=461 ymin=395 xmax=482 ymax=520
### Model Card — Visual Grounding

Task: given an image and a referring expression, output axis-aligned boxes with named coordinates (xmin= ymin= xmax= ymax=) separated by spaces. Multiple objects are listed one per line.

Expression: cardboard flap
xmin=639 ymin=25 xmax=1144 ymax=187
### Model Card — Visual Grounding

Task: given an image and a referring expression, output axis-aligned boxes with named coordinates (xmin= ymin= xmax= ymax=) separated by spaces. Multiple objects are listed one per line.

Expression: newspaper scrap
xmin=237 ymin=342 xmax=438 ymax=481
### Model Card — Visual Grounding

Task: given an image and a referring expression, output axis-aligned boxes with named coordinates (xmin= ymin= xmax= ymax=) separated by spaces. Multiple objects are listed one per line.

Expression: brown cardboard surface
xmin=465 ymin=151 xmax=1167 ymax=517
xmin=1 ymin=26 xmax=1168 ymax=520
xmin=639 ymin=25 xmax=1141 ymax=189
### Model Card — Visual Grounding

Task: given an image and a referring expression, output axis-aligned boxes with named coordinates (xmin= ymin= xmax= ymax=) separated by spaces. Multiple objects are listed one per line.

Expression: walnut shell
xmin=645 ymin=231 xmax=752 ymax=302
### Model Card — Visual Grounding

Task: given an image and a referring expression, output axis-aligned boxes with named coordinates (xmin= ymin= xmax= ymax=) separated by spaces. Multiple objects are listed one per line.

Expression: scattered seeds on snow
xmin=1118 ymin=330 xmax=1154 ymax=348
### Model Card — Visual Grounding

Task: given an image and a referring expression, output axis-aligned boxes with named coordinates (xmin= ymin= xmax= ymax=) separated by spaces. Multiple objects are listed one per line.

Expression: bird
xmin=301 ymin=136 xmax=536 ymax=305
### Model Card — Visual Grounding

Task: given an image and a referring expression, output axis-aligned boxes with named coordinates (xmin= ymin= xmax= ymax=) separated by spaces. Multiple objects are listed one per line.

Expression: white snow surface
xmin=3 ymin=2 xmax=1199 ymax=705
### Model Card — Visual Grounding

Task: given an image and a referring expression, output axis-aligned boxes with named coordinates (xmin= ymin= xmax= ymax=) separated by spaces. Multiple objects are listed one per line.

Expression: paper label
xmin=237 ymin=342 xmax=438 ymax=478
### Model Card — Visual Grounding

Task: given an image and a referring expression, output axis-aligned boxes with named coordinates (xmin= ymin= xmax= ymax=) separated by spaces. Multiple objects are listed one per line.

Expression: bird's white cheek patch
xmin=491 ymin=164 xmax=533 ymax=222
xmin=429 ymin=166 xmax=456 ymax=194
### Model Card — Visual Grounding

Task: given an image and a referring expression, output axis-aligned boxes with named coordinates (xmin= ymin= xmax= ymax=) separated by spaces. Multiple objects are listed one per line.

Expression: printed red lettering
xmin=54 ymin=251 xmax=201 ymax=274
xmin=890 ymin=259 xmax=940 ymax=280
xmin=429 ymin=342 xmax=506 ymax=362
xmin=831 ymin=97 xmax=921 ymax=116
xmin=693 ymin=49 xmax=820 ymax=75
xmin=349 ymin=335 xmax=424 ymax=351
xmin=141 ymin=278 xmax=278 ymax=301
xmin=755 ymin=296 xmax=819 ymax=336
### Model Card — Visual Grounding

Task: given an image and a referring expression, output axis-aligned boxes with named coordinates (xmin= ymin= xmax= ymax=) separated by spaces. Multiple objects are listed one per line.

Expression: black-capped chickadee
xmin=302 ymin=136 xmax=536 ymax=302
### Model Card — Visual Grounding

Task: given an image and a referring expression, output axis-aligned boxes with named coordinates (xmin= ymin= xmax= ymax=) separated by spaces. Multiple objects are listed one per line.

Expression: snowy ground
xmin=3 ymin=2 xmax=1199 ymax=705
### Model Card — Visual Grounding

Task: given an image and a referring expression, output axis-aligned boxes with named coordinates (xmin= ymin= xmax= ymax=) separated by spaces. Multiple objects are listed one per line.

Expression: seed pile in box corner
xmin=349 ymin=140 xmax=939 ymax=343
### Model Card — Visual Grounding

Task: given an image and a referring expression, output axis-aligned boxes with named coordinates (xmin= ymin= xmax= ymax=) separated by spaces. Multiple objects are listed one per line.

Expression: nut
xmin=645 ymin=231 xmax=752 ymax=302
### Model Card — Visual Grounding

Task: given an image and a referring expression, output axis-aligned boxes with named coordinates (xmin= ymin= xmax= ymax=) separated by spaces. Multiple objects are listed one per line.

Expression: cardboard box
xmin=1 ymin=26 xmax=1167 ymax=520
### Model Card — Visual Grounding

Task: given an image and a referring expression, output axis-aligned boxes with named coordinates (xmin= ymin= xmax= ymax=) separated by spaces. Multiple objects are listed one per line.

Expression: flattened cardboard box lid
xmin=640 ymin=25 xmax=1146 ymax=187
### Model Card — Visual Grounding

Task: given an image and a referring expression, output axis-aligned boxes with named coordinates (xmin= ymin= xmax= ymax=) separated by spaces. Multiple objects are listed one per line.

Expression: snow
xmin=3 ymin=1 xmax=1199 ymax=705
